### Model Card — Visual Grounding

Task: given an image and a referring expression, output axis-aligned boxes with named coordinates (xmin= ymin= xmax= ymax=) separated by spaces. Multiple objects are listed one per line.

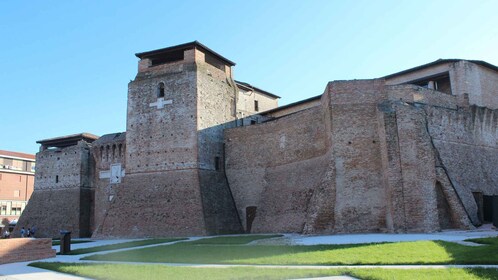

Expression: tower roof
xmin=135 ymin=41 xmax=236 ymax=66
xmin=37 ymin=133 xmax=99 ymax=148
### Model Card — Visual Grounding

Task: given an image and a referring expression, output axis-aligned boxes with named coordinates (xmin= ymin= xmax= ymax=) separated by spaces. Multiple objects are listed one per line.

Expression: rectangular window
xmin=11 ymin=207 xmax=21 ymax=216
xmin=0 ymin=204 xmax=6 ymax=215
xmin=254 ymin=100 xmax=259 ymax=112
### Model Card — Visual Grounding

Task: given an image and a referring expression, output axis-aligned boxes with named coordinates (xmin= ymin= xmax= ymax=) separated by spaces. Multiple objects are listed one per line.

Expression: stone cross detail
xmin=149 ymin=97 xmax=173 ymax=109
xmin=99 ymin=163 xmax=125 ymax=184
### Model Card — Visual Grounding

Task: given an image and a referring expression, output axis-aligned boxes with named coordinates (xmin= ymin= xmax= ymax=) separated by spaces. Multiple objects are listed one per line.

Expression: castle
xmin=16 ymin=41 xmax=498 ymax=238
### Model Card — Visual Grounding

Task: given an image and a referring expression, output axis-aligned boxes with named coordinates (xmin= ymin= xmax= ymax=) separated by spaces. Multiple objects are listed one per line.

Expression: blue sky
xmin=1 ymin=0 xmax=497 ymax=154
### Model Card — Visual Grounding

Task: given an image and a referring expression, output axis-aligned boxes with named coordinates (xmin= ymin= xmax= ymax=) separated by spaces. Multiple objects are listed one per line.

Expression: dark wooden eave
xmin=383 ymin=59 xmax=498 ymax=79
xmin=37 ymin=133 xmax=99 ymax=148
xmin=235 ymin=80 xmax=281 ymax=99
xmin=135 ymin=41 xmax=236 ymax=66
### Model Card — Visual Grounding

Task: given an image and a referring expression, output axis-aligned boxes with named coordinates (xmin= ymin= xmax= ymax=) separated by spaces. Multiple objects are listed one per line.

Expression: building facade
xmin=0 ymin=150 xmax=35 ymax=232
xmin=15 ymin=42 xmax=498 ymax=238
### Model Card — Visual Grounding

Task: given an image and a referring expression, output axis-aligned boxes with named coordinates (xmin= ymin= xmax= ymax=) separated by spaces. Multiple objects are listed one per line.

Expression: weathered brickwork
xmin=93 ymin=44 xmax=245 ymax=237
xmin=16 ymin=42 xmax=498 ymax=237
xmin=227 ymin=78 xmax=498 ymax=234
xmin=15 ymin=141 xmax=94 ymax=238
xmin=0 ymin=238 xmax=55 ymax=264
xmin=90 ymin=132 xmax=126 ymax=235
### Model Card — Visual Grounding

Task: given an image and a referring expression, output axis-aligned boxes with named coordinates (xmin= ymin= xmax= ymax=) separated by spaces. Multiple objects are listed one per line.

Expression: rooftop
xmin=135 ymin=41 xmax=236 ymax=66
xmin=383 ymin=59 xmax=498 ymax=79
xmin=235 ymin=80 xmax=281 ymax=99
xmin=0 ymin=150 xmax=35 ymax=161
xmin=37 ymin=133 xmax=99 ymax=148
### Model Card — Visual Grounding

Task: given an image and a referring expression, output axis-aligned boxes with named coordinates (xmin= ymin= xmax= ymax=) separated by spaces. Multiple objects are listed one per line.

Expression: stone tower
xmin=94 ymin=41 xmax=243 ymax=237
xmin=15 ymin=133 xmax=98 ymax=237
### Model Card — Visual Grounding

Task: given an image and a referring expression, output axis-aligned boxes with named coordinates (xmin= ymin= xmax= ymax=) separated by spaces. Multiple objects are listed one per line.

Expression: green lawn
xmin=29 ymin=262 xmax=498 ymax=280
xmin=82 ymin=236 xmax=498 ymax=265
xmin=188 ymin=234 xmax=282 ymax=245
xmin=65 ymin=238 xmax=185 ymax=255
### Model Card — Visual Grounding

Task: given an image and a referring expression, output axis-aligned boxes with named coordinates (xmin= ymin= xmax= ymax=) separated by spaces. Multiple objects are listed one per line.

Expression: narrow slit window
xmin=56 ymin=175 xmax=59 ymax=183
xmin=254 ymin=100 xmax=259 ymax=112
xmin=158 ymin=82 xmax=165 ymax=98
xmin=215 ymin=156 xmax=221 ymax=171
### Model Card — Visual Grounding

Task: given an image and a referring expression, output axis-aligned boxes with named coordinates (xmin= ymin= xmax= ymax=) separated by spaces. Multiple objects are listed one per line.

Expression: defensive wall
xmin=225 ymin=79 xmax=498 ymax=234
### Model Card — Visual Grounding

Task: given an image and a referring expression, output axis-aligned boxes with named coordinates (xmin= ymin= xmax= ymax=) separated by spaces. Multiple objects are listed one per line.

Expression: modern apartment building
xmin=0 ymin=150 xmax=35 ymax=232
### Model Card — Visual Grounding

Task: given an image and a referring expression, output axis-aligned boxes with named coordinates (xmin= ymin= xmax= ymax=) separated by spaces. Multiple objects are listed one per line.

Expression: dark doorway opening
xmin=436 ymin=181 xmax=455 ymax=229
xmin=483 ymin=195 xmax=493 ymax=223
xmin=473 ymin=192 xmax=484 ymax=224
xmin=246 ymin=206 xmax=257 ymax=233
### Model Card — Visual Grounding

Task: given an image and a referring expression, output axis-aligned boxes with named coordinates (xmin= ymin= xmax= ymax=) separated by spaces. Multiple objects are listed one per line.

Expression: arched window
xmin=158 ymin=82 xmax=165 ymax=98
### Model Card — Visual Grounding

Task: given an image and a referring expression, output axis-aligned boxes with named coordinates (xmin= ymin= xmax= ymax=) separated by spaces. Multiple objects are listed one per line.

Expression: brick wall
xmin=0 ymin=238 xmax=55 ymax=264
xmin=226 ymin=79 xmax=487 ymax=234
xmin=14 ymin=142 xmax=93 ymax=238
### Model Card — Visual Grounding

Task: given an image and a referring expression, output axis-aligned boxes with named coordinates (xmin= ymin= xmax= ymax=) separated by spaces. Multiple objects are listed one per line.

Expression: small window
xmin=56 ymin=175 xmax=59 ymax=183
xmin=214 ymin=156 xmax=221 ymax=171
xmin=254 ymin=100 xmax=259 ymax=112
xmin=158 ymin=82 xmax=165 ymax=98
xmin=250 ymin=120 xmax=257 ymax=125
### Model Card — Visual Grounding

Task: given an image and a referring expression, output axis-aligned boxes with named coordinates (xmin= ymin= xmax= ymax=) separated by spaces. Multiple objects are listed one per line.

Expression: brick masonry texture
xmin=0 ymin=238 xmax=55 ymax=264
xmin=226 ymin=79 xmax=497 ymax=234
xmin=14 ymin=42 xmax=498 ymax=238
xmin=14 ymin=142 xmax=93 ymax=238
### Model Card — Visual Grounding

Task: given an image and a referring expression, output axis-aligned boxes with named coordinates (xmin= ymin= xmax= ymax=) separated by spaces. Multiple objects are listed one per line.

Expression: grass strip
xmin=465 ymin=237 xmax=498 ymax=246
xmin=29 ymin=262 xmax=498 ymax=280
xmin=188 ymin=234 xmax=283 ymax=245
xmin=65 ymin=238 xmax=185 ymax=255
xmin=83 ymin=237 xmax=498 ymax=265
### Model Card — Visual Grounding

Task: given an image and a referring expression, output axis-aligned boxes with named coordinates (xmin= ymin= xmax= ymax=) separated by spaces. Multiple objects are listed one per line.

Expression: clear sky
xmin=1 ymin=0 xmax=497 ymax=154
